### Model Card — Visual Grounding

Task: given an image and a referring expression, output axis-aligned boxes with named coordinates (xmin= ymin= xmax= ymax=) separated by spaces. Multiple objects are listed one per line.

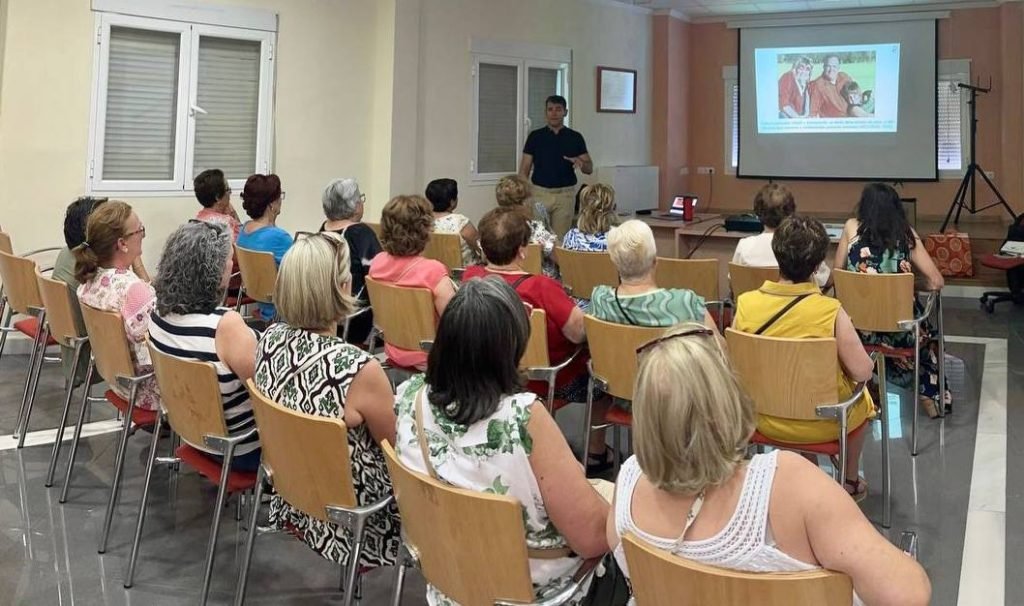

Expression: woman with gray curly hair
xmin=149 ymin=220 xmax=261 ymax=470
xmin=319 ymin=177 xmax=382 ymax=345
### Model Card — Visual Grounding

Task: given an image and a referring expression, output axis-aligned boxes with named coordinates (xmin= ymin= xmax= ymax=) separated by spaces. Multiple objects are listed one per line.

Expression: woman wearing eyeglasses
xmin=605 ymin=323 xmax=930 ymax=606
xmin=236 ymin=173 xmax=291 ymax=321
xmin=73 ymin=200 xmax=159 ymax=410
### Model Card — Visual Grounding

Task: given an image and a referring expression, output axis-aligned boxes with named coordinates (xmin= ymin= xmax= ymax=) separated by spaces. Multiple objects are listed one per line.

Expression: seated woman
xmin=561 ymin=183 xmax=617 ymax=252
xmin=426 ymin=177 xmax=481 ymax=266
xmin=73 ymin=201 xmax=159 ymax=410
xmin=496 ymin=174 xmax=559 ymax=279
xmin=149 ymin=221 xmax=261 ymax=471
xmin=464 ymin=206 xmax=615 ymax=474
xmin=606 ymin=323 xmax=931 ymax=606
xmin=731 ymin=183 xmax=829 ymax=288
xmin=591 ymin=220 xmax=718 ymax=334
xmin=320 ymin=177 xmax=382 ymax=345
xmin=254 ymin=232 xmax=400 ymax=570
xmin=734 ymin=215 xmax=874 ymax=500
xmin=395 ymin=276 xmax=609 ymax=604
xmin=193 ymin=168 xmax=241 ymax=240
xmin=835 ymin=182 xmax=947 ymax=417
xmin=368 ymin=195 xmax=457 ymax=371
xmin=235 ymin=173 xmax=291 ymax=321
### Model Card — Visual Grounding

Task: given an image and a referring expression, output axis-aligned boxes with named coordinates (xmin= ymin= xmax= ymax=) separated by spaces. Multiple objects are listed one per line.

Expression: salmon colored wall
xmin=653 ymin=5 xmax=1024 ymax=221
xmin=652 ymin=15 xmax=689 ymax=203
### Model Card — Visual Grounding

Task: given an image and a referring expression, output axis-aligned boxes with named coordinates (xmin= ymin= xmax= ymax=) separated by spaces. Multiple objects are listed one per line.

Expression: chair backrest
xmin=234 ymin=245 xmax=278 ymax=304
xmin=148 ymin=343 xmax=228 ymax=447
xmin=37 ymin=273 xmax=83 ymax=346
xmin=423 ymin=232 xmax=464 ymax=271
xmin=520 ymin=308 xmax=550 ymax=368
xmin=584 ymin=315 xmax=665 ymax=401
xmin=621 ymin=533 xmax=853 ymax=606
xmin=655 ymin=257 xmax=720 ymax=301
xmin=0 ymin=251 xmax=44 ymax=315
xmin=522 ymin=244 xmax=543 ymax=275
xmin=725 ymin=328 xmax=839 ymax=421
xmin=246 ymin=379 xmax=357 ymax=521
xmin=364 ymin=276 xmax=436 ymax=350
xmin=79 ymin=302 xmax=136 ymax=385
xmin=832 ymin=269 xmax=914 ymax=332
xmin=381 ymin=441 xmax=535 ymax=605
xmin=0 ymin=231 xmax=12 ymax=255
xmin=728 ymin=263 xmax=779 ymax=298
xmin=557 ymin=248 xmax=618 ymax=299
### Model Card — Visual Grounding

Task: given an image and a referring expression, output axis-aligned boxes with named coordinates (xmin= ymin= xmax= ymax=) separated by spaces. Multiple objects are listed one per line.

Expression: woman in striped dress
xmin=149 ymin=220 xmax=262 ymax=470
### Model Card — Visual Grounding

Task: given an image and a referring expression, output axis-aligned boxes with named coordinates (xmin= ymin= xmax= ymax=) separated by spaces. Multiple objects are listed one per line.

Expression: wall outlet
xmin=697 ymin=166 xmax=715 ymax=175
xmin=679 ymin=166 xmax=689 ymax=176
xmin=985 ymin=170 xmax=996 ymax=180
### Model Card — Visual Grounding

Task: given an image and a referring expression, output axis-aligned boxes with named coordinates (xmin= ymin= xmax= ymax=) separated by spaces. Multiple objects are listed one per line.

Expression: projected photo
xmin=756 ymin=43 xmax=899 ymax=134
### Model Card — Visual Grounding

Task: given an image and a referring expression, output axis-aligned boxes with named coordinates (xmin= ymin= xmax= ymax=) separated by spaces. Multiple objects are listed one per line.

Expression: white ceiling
xmin=623 ymin=0 xmax=1006 ymax=19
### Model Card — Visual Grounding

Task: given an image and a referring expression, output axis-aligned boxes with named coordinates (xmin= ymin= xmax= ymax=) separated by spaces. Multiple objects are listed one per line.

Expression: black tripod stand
xmin=941 ymin=80 xmax=1017 ymax=232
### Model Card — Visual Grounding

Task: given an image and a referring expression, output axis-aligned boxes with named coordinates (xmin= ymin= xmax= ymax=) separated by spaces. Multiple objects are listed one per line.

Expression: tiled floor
xmin=0 ymin=297 xmax=1016 ymax=605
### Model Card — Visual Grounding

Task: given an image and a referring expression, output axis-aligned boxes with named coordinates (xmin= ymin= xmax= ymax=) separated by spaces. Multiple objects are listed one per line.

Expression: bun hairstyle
xmin=72 ymin=200 xmax=133 ymax=284
xmin=241 ymin=173 xmax=282 ymax=220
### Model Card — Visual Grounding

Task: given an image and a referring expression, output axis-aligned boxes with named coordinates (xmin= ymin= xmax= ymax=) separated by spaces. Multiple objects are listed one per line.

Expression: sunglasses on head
xmin=635 ymin=327 xmax=715 ymax=356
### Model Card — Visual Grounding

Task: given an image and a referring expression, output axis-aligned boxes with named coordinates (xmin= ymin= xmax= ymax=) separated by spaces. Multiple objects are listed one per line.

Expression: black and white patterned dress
xmin=254 ymin=323 xmax=400 ymax=566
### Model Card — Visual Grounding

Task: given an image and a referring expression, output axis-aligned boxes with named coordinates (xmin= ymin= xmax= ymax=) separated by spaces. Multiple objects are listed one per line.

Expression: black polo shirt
xmin=523 ymin=125 xmax=588 ymax=188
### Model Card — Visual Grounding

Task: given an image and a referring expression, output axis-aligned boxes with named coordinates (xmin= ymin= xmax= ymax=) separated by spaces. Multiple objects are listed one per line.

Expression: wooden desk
xmin=636 ymin=213 xmax=719 ymax=258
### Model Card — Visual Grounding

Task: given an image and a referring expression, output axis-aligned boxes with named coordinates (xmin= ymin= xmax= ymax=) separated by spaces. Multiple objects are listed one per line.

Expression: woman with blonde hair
xmin=562 ymin=183 xmax=617 ymax=252
xmin=496 ymin=174 xmax=560 ymax=278
xmin=606 ymin=323 xmax=931 ymax=606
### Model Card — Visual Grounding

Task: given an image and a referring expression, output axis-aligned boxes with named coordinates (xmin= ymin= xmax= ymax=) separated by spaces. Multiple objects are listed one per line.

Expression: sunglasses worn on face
xmin=636 ymin=328 xmax=715 ymax=356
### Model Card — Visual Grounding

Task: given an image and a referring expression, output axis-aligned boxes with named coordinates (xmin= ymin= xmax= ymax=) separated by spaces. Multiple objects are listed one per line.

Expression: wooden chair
xmin=725 ymin=328 xmax=890 ymax=528
xmin=655 ymin=257 xmax=724 ymax=328
xmin=581 ymin=316 xmax=665 ymax=469
xmin=0 ymin=231 xmax=61 ymax=366
xmin=37 ymin=274 xmax=91 ymax=486
xmin=124 ymin=344 xmax=258 ymax=604
xmin=365 ymin=222 xmax=382 ymax=239
xmin=382 ymin=441 xmax=600 ymax=606
xmin=556 ymin=248 xmax=618 ymax=300
xmin=621 ymin=533 xmax=853 ymax=606
xmin=234 ymin=245 xmax=278 ymax=317
xmin=728 ymin=263 xmax=779 ymax=298
xmin=235 ymin=380 xmax=394 ymax=606
xmin=832 ymin=269 xmax=943 ymax=457
xmin=423 ymin=232 xmax=465 ymax=275
xmin=364 ymin=276 xmax=435 ymax=368
xmin=59 ymin=303 xmax=157 ymax=555
xmin=520 ymin=308 xmax=582 ymax=415
xmin=0 ymin=250 xmax=57 ymax=445
xmin=522 ymin=243 xmax=543 ymax=275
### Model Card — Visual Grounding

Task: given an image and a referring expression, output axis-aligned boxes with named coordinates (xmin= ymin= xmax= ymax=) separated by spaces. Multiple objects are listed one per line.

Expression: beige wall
xmin=0 ymin=0 xmax=383 ymax=268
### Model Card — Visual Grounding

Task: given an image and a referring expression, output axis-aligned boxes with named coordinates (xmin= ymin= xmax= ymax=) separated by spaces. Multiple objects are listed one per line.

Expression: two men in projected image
xmin=809 ymin=54 xmax=852 ymax=117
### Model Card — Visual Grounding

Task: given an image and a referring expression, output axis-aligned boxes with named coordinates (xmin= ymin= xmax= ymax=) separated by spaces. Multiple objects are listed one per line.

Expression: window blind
xmin=731 ymin=83 xmax=739 ymax=169
xmin=937 ymin=78 xmax=963 ymax=171
xmin=527 ymin=67 xmax=558 ymax=131
xmin=477 ymin=63 xmax=518 ymax=174
xmin=103 ymin=27 xmax=180 ymax=180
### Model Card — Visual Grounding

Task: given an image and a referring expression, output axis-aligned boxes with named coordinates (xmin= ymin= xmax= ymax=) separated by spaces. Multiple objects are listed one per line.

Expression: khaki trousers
xmin=532 ymin=184 xmax=577 ymax=239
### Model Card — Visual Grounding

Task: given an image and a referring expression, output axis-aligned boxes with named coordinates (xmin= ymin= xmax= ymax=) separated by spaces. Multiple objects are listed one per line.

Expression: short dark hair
xmin=426 ymin=276 xmax=529 ymax=426
xmin=752 ymin=184 xmax=795 ymax=229
xmin=546 ymin=95 xmax=567 ymax=109
xmin=194 ymin=169 xmax=228 ymax=208
xmin=63 ymin=197 xmax=107 ymax=248
xmin=425 ymin=178 xmax=458 ymax=213
xmin=241 ymin=173 xmax=282 ymax=220
xmin=478 ymin=206 xmax=530 ymax=265
xmin=772 ymin=215 xmax=828 ymax=283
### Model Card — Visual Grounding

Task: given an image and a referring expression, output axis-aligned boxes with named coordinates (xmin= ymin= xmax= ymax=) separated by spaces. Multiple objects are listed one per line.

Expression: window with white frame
xmin=89 ymin=7 xmax=275 ymax=194
xmin=471 ymin=40 xmax=570 ymax=181
xmin=724 ymin=60 xmax=970 ymax=178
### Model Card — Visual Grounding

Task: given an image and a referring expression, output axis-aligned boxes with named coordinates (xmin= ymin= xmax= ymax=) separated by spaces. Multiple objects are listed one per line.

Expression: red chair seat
xmin=751 ymin=420 xmax=869 ymax=456
xmin=709 ymin=307 xmax=733 ymax=329
xmin=176 ymin=444 xmax=258 ymax=493
xmin=105 ymin=389 xmax=158 ymax=427
xmin=605 ymin=405 xmax=633 ymax=427
xmin=863 ymin=344 xmax=915 ymax=359
xmin=981 ymin=253 xmax=1024 ymax=271
xmin=224 ymin=294 xmax=256 ymax=308
xmin=13 ymin=317 xmax=58 ymax=346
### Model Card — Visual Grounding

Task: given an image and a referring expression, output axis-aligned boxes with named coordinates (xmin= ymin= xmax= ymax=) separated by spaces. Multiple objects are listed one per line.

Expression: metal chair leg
xmin=579 ymin=378 xmax=595 ymax=467
xmin=342 ymin=515 xmax=369 ymax=606
xmin=936 ymin=295 xmax=946 ymax=416
xmin=612 ymin=424 xmax=621 ymax=476
xmin=124 ymin=412 xmax=164 ymax=587
xmin=911 ymin=324 xmax=920 ymax=457
xmin=98 ymin=382 xmax=140 ymax=554
xmin=45 ymin=340 xmax=85 ymax=486
xmin=0 ymin=298 xmax=12 ymax=366
xmin=17 ymin=322 xmax=49 ymax=448
xmin=199 ymin=441 xmax=237 ymax=605
xmin=60 ymin=360 xmax=95 ymax=503
xmin=13 ymin=317 xmax=44 ymax=438
xmin=391 ymin=560 xmax=408 ymax=606
xmin=878 ymin=355 xmax=891 ymax=528
xmin=234 ymin=467 xmax=267 ymax=606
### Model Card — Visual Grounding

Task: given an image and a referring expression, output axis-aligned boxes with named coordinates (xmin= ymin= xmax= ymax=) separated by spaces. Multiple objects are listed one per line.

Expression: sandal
xmin=844 ymin=477 xmax=868 ymax=503
xmin=586 ymin=447 xmax=616 ymax=477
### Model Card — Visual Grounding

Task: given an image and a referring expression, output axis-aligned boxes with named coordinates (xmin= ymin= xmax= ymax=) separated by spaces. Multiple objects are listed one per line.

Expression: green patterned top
xmin=590 ymin=285 xmax=706 ymax=327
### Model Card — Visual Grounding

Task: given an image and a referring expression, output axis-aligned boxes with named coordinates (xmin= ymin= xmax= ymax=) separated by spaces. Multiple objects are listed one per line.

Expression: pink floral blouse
xmin=77 ymin=267 xmax=160 ymax=410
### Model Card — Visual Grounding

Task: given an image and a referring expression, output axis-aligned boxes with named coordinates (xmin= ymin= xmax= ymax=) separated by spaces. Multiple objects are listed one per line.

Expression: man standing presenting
xmin=809 ymin=54 xmax=851 ymax=118
xmin=519 ymin=95 xmax=592 ymax=238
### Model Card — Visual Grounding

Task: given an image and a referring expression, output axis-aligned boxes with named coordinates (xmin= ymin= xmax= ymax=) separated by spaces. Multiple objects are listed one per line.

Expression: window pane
xmin=937 ymin=79 xmax=962 ymax=171
xmin=527 ymin=67 xmax=559 ymax=131
xmin=477 ymin=63 xmax=518 ymax=174
xmin=194 ymin=36 xmax=262 ymax=180
xmin=103 ymin=27 xmax=180 ymax=180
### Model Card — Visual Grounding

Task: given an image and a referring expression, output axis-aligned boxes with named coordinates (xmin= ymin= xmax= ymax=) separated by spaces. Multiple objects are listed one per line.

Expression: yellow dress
xmin=733 ymin=280 xmax=874 ymax=444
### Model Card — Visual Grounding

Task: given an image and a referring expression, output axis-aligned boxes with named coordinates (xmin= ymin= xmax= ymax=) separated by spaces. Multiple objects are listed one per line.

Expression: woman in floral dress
xmin=496 ymin=174 xmax=561 ymax=279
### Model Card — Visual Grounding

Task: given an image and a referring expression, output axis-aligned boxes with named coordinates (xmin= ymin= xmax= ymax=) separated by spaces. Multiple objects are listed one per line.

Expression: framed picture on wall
xmin=597 ymin=66 xmax=637 ymax=113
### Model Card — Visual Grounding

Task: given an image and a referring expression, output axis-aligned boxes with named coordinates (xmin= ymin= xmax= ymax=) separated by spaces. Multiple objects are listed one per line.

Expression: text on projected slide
xmin=754 ymin=43 xmax=901 ymax=135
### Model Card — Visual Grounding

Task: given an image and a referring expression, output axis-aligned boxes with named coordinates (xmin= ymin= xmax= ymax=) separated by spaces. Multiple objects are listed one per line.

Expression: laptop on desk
xmin=658 ymin=195 xmax=697 ymax=221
